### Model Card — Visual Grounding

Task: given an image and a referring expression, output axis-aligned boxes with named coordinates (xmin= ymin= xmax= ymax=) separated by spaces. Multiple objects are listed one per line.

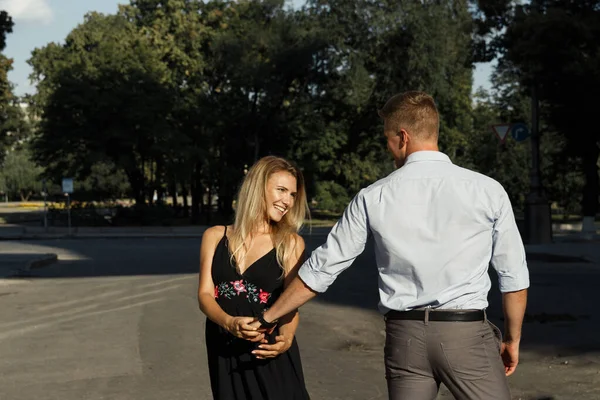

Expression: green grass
xmin=307 ymin=210 xmax=341 ymax=228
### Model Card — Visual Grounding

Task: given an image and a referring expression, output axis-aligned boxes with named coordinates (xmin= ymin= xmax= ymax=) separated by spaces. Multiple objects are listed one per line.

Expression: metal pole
xmin=524 ymin=83 xmax=552 ymax=243
xmin=530 ymin=88 xmax=542 ymax=194
xmin=67 ymin=193 xmax=71 ymax=236
xmin=42 ymin=179 xmax=48 ymax=231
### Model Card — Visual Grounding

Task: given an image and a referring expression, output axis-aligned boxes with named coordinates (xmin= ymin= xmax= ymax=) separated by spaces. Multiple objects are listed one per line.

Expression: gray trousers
xmin=384 ymin=312 xmax=510 ymax=400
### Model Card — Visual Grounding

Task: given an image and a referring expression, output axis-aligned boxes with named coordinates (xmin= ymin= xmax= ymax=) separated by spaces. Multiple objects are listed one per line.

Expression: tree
xmin=0 ymin=145 xmax=43 ymax=201
xmin=288 ymin=0 xmax=475 ymax=210
xmin=0 ymin=11 xmax=27 ymax=165
xmin=467 ymin=88 xmax=530 ymax=210
xmin=29 ymin=12 xmax=175 ymax=206
xmin=505 ymin=0 xmax=600 ymax=221
xmin=477 ymin=0 xmax=600 ymax=222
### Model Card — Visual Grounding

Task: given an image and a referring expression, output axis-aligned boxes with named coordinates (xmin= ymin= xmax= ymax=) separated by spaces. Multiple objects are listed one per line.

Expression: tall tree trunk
xmin=203 ymin=185 xmax=212 ymax=225
xmin=146 ymin=160 xmax=153 ymax=206
xmin=125 ymin=166 xmax=146 ymax=208
xmin=253 ymin=130 xmax=260 ymax=163
xmin=218 ymin=175 xmax=234 ymax=220
xmin=155 ymin=158 xmax=165 ymax=206
xmin=217 ymin=171 xmax=234 ymax=218
xmin=170 ymin=178 xmax=178 ymax=211
xmin=191 ymin=162 xmax=202 ymax=224
xmin=581 ymin=144 xmax=599 ymax=234
xmin=180 ymin=178 xmax=189 ymax=218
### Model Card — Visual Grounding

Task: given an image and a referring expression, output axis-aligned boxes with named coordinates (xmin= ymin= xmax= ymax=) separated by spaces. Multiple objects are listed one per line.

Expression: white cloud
xmin=0 ymin=0 xmax=53 ymax=24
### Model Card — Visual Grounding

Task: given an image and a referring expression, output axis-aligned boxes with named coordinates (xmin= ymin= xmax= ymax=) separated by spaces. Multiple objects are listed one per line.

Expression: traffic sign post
xmin=524 ymin=86 xmax=552 ymax=244
xmin=42 ymin=179 xmax=48 ymax=231
xmin=511 ymin=123 xmax=530 ymax=142
xmin=62 ymin=178 xmax=74 ymax=236
xmin=491 ymin=124 xmax=511 ymax=143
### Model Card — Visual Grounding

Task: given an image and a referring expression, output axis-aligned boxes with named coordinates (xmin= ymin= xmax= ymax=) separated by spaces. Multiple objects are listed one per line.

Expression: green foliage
xmin=495 ymin=0 xmax=600 ymax=216
xmin=77 ymin=162 xmax=131 ymax=201
xmin=314 ymin=181 xmax=350 ymax=214
xmin=0 ymin=146 xmax=43 ymax=201
xmin=467 ymin=89 xmax=530 ymax=210
xmin=20 ymin=0 xmax=594 ymax=223
xmin=0 ymin=11 xmax=29 ymax=165
xmin=29 ymin=12 xmax=175 ymax=205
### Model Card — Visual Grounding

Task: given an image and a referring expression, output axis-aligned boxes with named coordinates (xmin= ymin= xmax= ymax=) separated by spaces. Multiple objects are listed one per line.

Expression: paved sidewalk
xmin=0 ymin=225 xmax=210 ymax=239
xmin=0 ymin=225 xmax=337 ymax=240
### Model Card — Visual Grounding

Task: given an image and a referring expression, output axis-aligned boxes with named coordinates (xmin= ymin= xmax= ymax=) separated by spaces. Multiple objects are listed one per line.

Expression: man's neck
xmin=405 ymin=143 xmax=439 ymax=158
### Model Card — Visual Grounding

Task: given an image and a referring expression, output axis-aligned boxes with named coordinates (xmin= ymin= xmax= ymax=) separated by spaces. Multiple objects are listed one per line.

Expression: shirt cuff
xmin=298 ymin=261 xmax=333 ymax=293
xmin=498 ymin=272 xmax=530 ymax=293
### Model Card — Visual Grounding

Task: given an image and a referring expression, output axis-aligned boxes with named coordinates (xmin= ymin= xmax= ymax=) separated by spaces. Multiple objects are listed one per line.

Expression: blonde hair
xmin=229 ymin=156 xmax=309 ymax=276
xmin=378 ymin=91 xmax=439 ymax=141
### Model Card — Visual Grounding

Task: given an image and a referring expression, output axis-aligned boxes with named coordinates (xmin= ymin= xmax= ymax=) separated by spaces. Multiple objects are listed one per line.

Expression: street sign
xmin=491 ymin=124 xmax=511 ymax=143
xmin=511 ymin=123 xmax=530 ymax=142
xmin=62 ymin=178 xmax=74 ymax=194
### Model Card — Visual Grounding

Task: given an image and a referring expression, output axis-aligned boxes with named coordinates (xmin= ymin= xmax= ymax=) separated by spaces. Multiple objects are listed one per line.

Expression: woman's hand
xmin=251 ymin=335 xmax=293 ymax=359
xmin=225 ymin=316 xmax=264 ymax=342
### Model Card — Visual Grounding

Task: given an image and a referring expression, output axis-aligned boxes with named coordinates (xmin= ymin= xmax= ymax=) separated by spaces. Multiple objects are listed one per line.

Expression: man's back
xmin=365 ymin=151 xmax=527 ymax=312
xmin=299 ymin=151 xmax=529 ymax=314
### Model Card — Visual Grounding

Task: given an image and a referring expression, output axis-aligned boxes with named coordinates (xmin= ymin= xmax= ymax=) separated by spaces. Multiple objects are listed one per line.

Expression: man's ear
xmin=398 ymin=129 xmax=409 ymax=148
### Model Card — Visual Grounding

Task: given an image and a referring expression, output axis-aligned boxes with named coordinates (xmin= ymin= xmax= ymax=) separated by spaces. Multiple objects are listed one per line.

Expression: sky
xmin=1 ymin=0 xmax=493 ymax=97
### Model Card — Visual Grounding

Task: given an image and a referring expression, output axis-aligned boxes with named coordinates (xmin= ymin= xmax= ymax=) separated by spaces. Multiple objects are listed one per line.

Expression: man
xmin=253 ymin=91 xmax=529 ymax=400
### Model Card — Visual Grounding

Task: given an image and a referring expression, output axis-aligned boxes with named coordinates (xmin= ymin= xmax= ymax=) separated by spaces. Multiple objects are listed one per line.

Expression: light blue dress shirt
xmin=299 ymin=151 xmax=530 ymax=314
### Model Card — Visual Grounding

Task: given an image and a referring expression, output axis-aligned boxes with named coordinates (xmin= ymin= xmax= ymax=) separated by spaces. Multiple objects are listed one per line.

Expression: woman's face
xmin=265 ymin=171 xmax=297 ymax=223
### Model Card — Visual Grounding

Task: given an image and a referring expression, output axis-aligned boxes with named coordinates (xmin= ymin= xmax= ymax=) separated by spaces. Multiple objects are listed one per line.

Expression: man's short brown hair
xmin=378 ymin=91 xmax=439 ymax=141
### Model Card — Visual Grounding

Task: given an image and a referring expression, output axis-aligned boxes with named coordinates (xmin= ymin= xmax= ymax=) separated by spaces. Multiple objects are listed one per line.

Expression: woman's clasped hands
xmin=225 ymin=316 xmax=291 ymax=359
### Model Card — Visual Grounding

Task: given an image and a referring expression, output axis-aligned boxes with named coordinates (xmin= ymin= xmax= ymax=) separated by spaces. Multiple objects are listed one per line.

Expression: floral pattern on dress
xmin=214 ymin=280 xmax=271 ymax=304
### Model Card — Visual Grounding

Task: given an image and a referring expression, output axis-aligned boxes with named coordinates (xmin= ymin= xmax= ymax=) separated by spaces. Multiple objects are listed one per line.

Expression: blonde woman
xmin=198 ymin=156 xmax=311 ymax=400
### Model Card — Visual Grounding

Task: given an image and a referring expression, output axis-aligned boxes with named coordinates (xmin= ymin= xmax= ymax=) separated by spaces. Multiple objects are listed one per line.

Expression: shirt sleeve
xmin=490 ymin=189 xmax=530 ymax=292
xmin=298 ymin=189 xmax=370 ymax=293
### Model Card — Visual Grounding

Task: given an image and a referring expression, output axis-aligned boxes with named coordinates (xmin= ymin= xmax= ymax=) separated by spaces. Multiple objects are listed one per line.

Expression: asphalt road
xmin=1 ymin=237 xmax=599 ymax=400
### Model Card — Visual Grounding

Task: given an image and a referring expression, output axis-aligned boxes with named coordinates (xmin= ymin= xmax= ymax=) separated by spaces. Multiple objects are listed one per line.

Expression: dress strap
xmin=223 ymin=225 xmax=227 ymax=237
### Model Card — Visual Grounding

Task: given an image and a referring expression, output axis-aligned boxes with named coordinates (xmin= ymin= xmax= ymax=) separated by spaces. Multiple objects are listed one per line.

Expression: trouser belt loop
xmin=483 ymin=308 xmax=488 ymax=324
xmin=424 ymin=308 xmax=430 ymax=326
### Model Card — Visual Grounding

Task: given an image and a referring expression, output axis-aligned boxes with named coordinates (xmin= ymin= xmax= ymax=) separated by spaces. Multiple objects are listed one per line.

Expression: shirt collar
xmin=403 ymin=151 xmax=452 ymax=166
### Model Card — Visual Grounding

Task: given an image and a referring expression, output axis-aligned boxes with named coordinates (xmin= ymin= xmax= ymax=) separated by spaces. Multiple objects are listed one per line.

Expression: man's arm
xmin=263 ymin=276 xmax=317 ymax=324
xmin=501 ymin=289 xmax=527 ymax=376
xmin=262 ymin=190 xmax=371 ymax=324
xmin=490 ymin=189 xmax=530 ymax=294
xmin=490 ymin=188 xmax=530 ymax=376
xmin=503 ymin=289 xmax=527 ymax=343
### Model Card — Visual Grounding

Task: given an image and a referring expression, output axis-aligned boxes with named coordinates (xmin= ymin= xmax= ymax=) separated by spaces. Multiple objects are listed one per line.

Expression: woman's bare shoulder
xmin=290 ymin=233 xmax=305 ymax=251
xmin=202 ymin=225 xmax=228 ymax=243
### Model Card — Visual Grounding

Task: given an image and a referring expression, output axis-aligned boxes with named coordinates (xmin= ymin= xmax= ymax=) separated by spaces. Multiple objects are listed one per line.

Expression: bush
xmin=313 ymin=181 xmax=350 ymax=214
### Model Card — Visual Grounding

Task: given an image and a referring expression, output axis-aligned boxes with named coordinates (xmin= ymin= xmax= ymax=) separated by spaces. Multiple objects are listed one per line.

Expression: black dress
xmin=205 ymin=227 xmax=310 ymax=400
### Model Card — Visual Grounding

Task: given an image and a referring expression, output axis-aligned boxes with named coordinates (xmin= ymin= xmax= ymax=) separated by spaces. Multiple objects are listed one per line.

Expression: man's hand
xmin=500 ymin=340 xmax=520 ymax=376
xmin=246 ymin=319 xmax=276 ymax=336
xmin=225 ymin=316 xmax=264 ymax=342
xmin=252 ymin=335 xmax=293 ymax=359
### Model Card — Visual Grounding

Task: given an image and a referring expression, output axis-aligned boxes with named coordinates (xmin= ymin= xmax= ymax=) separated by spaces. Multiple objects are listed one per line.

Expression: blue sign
xmin=511 ymin=123 xmax=530 ymax=142
xmin=62 ymin=178 xmax=74 ymax=194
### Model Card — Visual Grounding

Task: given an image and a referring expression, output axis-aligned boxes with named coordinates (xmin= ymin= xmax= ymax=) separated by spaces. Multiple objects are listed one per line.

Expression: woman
xmin=198 ymin=156 xmax=311 ymax=400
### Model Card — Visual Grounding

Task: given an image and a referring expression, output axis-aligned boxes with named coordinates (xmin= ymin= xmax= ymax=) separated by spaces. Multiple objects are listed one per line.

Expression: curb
xmin=0 ymin=234 xmax=207 ymax=240
xmin=26 ymin=253 xmax=58 ymax=270
xmin=0 ymin=229 xmax=331 ymax=241
xmin=0 ymin=253 xmax=58 ymax=282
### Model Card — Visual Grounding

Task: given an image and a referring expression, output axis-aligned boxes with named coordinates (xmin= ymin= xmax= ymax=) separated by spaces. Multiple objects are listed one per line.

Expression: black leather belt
xmin=386 ymin=309 xmax=485 ymax=322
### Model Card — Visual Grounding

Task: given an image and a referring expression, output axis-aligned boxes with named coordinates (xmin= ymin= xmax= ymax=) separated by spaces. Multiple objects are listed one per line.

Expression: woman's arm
xmin=198 ymin=226 xmax=263 ymax=341
xmin=252 ymin=234 xmax=305 ymax=359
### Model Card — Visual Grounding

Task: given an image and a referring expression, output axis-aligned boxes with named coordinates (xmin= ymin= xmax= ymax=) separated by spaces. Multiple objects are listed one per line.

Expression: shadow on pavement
xmin=2 ymin=229 xmax=599 ymax=363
